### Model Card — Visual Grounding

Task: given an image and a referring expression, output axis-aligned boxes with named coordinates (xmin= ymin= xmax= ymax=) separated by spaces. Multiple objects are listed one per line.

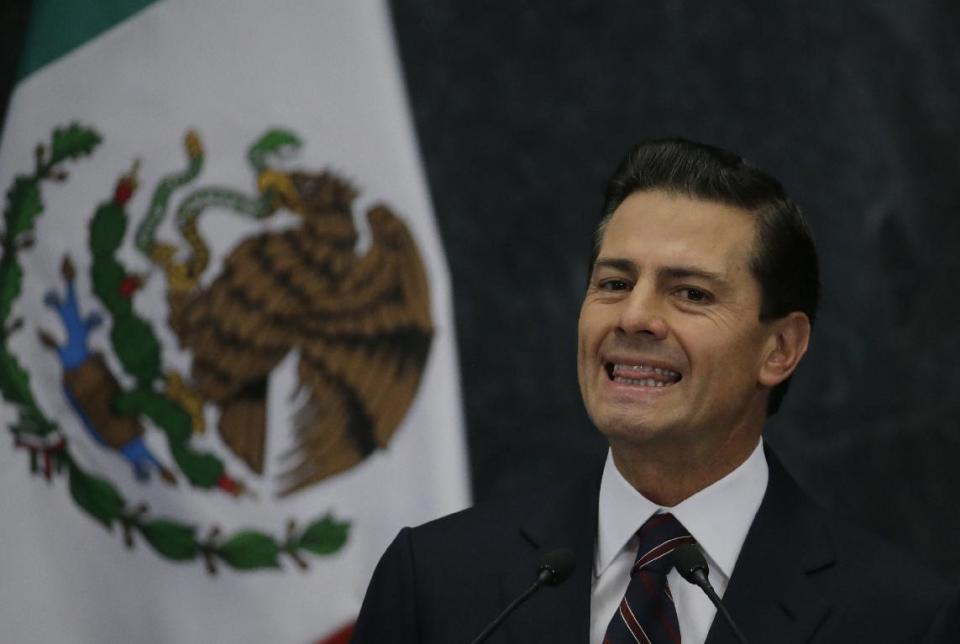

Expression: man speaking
xmin=353 ymin=139 xmax=958 ymax=643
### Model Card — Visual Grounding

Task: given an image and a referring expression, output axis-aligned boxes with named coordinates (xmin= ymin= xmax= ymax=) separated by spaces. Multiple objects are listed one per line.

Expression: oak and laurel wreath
xmin=0 ymin=123 xmax=349 ymax=573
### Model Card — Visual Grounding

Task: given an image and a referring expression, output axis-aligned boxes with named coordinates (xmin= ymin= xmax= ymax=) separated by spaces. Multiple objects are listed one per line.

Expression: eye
xmin=598 ymin=278 xmax=631 ymax=291
xmin=677 ymin=287 xmax=711 ymax=303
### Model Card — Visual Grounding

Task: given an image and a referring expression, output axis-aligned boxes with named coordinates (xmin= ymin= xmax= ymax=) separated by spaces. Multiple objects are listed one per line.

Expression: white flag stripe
xmin=0 ymin=2 xmax=469 ymax=643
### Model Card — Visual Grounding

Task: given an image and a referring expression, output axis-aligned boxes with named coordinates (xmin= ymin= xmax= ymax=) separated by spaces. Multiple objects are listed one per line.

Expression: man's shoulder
xmin=828 ymin=510 xmax=945 ymax=579
xmin=769 ymin=457 xmax=948 ymax=592
xmin=815 ymin=505 xmax=956 ymax=639
xmin=704 ymin=449 xmax=956 ymax=641
xmin=411 ymin=466 xmax=600 ymax=545
xmin=766 ymin=451 xmax=948 ymax=586
xmin=355 ymin=464 xmax=603 ymax=643
xmin=761 ymin=453 xmax=953 ymax=636
xmin=818 ymin=504 xmax=952 ymax=603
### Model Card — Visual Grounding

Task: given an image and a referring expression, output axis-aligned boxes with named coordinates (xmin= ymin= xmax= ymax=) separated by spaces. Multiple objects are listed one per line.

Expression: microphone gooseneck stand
xmin=672 ymin=542 xmax=750 ymax=644
xmin=469 ymin=548 xmax=575 ymax=644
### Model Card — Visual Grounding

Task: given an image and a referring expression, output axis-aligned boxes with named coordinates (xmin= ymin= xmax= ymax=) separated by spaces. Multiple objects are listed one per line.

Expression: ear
xmin=758 ymin=312 xmax=811 ymax=387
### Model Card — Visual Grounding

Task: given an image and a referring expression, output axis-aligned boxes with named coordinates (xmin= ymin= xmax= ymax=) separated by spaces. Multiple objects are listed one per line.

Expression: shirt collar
xmin=595 ymin=439 xmax=768 ymax=581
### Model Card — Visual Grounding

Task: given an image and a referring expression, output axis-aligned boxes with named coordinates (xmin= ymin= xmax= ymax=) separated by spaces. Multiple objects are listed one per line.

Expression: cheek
xmin=577 ymin=311 xmax=605 ymax=385
xmin=705 ymin=333 xmax=766 ymax=385
xmin=577 ymin=308 xmax=598 ymax=350
xmin=576 ymin=318 xmax=588 ymax=368
xmin=677 ymin=333 xmax=735 ymax=382
xmin=577 ymin=333 xmax=596 ymax=384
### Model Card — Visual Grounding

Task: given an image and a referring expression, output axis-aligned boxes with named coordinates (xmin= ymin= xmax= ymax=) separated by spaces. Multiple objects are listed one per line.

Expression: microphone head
xmin=671 ymin=542 xmax=709 ymax=585
xmin=537 ymin=548 xmax=575 ymax=586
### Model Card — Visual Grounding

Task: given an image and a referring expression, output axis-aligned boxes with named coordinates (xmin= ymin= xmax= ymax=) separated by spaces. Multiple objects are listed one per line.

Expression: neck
xmin=609 ymin=431 xmax=761 ymax=507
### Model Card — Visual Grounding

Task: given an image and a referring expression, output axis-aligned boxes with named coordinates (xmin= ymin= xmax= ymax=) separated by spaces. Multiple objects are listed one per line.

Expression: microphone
xmin=469 ymin=548 xmax=575 ymax=644
xmin=536 ymin=548 xmax=576 ymax=586
xmin=672 ymin=543 xmax=750 ymax=644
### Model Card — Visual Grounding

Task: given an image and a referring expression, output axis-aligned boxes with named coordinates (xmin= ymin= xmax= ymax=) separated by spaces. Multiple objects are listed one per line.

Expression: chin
xmin=593 ymin=414 xmax=674 ymax=446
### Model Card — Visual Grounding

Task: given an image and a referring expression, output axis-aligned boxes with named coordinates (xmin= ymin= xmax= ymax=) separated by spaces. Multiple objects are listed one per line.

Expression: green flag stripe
xmin=16 ymin=0 xmax=159 ymax=81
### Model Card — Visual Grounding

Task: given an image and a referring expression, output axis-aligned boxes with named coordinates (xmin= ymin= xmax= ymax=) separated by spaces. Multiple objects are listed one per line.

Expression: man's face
xmin=577 ymin=190 xmax=776 ymax=455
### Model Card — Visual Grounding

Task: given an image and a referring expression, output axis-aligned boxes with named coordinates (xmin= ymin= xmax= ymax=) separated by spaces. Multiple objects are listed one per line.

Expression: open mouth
xmin=605 ymin=362 xmax=682 ymax=388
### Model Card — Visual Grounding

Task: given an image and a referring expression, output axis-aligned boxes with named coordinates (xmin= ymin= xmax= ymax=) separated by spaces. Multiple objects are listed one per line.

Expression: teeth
xmin=613 ymin=376 xmax=668 ymax=387
xmin=614 ymin=363 xmax=680 ymax=378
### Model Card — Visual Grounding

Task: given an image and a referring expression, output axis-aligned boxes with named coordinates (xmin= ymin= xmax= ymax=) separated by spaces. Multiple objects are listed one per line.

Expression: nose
xmin=617 ymin=284 xmax=669 ymax=340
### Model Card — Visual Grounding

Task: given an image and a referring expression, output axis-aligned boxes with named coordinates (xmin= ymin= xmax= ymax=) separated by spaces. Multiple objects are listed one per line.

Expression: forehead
xmin=599 ymin=190 xmax=757 ymax=271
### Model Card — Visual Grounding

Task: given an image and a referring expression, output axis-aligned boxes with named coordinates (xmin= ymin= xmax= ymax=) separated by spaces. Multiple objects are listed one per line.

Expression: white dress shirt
xmin=590 ymin=440 xmax=769 ymax=644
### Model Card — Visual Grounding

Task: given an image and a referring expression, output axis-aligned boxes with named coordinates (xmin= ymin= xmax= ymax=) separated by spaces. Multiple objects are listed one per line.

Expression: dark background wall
xmin=3 ymin=1 xmax=958 ymax=575
xmin=0 ymin=0 xmax=30 ymax=129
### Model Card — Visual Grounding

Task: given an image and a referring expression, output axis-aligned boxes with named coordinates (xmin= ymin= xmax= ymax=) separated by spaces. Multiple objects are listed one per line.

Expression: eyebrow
xmin=593 ymin=258 xmax=732 ymax=288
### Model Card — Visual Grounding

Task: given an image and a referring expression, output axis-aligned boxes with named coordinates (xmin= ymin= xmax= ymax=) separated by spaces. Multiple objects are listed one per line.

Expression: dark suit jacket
xmin=353 ymin=450 xmax=958 ymax=643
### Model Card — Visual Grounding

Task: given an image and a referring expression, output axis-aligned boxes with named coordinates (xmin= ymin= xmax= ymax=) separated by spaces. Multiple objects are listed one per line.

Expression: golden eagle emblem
xmin=141 ymin=130 xmax=433 ymax=495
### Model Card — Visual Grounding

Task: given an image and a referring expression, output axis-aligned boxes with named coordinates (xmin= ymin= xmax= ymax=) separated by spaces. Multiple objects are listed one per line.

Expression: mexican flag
xmin=0 ymin=1 xmax=470 ymax=642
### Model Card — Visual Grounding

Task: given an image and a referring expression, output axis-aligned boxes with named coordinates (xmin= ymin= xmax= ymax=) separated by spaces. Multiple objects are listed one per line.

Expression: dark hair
xmin=593 ymin=138 xmax=820 ymax=415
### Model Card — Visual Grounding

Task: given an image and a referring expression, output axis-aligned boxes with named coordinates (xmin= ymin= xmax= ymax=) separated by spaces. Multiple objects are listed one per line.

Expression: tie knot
xmin=632 ymin=512 xmax=695 ymax=576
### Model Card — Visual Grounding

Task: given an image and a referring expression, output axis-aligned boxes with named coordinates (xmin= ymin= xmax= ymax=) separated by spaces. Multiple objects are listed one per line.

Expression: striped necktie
xmin=603 ymin=513 xmax=696 ymax=644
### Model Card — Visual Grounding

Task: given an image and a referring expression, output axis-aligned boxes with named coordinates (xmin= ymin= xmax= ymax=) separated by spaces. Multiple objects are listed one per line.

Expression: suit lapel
xmin=705 ymin=448 xmax=834 ymax=644
xmin=499 ymin=463 xmax=602 ymax=644
xmin=487 ymin=448 xmax=836 ymax=643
